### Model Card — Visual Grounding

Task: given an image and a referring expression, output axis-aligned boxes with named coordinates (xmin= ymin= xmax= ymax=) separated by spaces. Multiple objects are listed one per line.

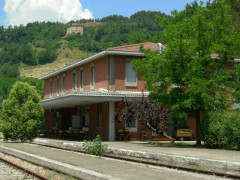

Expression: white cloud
xmin=4 ymin=0 xmax=93 ymax=26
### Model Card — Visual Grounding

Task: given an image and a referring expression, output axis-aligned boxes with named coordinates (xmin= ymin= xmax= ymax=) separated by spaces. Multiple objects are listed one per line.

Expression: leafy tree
xmin=0 ymin=78 xmax=43 ymax=110
xmin=133 ymin=0 xmax=239 ymax=145
xmin=0 ymin=82 xmax=44 ymax=142
xmin=201 ymin=109 xmax=240 ymax=149
xmin=0 ymin=62 xmax=20 ymax=78
xmin=18 ymin=44 xmax=37 ymax=65
xmin=101 ymin=15 xmax=129 ymax=22
xmin=0 ymin=43 xmax=20 ymax=65
xmin=115 ymin=97 xmax=173 ymax=143
xmin=38 ymin=47 xmax=57 ymax=64
xmin=0 ymin=78 xmax=18 ymax=99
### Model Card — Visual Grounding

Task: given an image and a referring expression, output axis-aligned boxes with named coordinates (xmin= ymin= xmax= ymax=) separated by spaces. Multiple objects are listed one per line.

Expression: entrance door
xmin=53 ymin=111 xmax=59 ymax=130
xmin=81 ymin=105 xmax=89 ymax=131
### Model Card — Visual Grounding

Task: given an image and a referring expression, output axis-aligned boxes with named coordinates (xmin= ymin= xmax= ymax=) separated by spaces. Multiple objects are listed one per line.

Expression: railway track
xmin=0 ymin=156 xmax=47 ymax=180
xmin=30 ymin=142 xmax=240 ymax=180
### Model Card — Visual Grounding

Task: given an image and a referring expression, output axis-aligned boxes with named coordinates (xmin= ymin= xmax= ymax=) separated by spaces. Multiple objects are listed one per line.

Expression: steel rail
xmin=0 ymin=156 xmax=47 ymax=180
xmin=29 ymin=142 xmax=240 ymax=180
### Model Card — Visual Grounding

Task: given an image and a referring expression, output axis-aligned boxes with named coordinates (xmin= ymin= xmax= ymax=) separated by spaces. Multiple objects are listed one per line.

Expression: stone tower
xmin=67 ymin=23 xmax=84 ymax=36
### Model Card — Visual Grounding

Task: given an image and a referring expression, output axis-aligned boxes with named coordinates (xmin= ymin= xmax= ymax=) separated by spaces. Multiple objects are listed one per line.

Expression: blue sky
xmin=80 ymin=0 xmax=206 ymax=18
xmin=0 ymin=0 xmax=208 ymax=27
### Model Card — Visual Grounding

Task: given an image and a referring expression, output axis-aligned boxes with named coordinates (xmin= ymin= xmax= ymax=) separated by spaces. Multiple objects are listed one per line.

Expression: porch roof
xmin=40 ymin=89 xmax=149 ymax=109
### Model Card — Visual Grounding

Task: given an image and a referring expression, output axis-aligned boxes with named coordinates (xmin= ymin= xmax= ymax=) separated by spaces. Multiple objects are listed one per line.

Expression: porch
xmin=41 ymin=89 xmax=150 ymax=141
xmin=41 ymin=89 xmax=195 ymax=141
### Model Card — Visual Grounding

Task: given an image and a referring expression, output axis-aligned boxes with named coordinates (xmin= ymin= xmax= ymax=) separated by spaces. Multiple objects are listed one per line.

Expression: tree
xmin=115 ymin=97 xmax=174 ymax=143
xmin=0 ymin=82 xmax=44 ymax=142
xmin=18 ymin=44 xmax=37 ymax=65
xmin=0 ymin=62 xmax=20 ymax=78
xmin=38 ymin=47 xmax=57 ymax=64
xmin=133 ymin=0 xmax=239 ymax=145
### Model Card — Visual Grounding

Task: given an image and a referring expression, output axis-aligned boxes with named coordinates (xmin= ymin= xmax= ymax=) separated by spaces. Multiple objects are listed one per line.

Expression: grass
xmin=20 ymin=43 xmax=93 ymax=78
xmin=197 ymin=164 xmax=203 ymax=170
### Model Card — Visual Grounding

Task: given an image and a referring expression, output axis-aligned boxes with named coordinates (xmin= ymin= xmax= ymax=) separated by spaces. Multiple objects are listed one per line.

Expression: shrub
xmin=201 ymin=110 xmax=240 ymax=149
xmin=0 ymin=82 xmax=44 ymax=142
xmin=83 ymin=135 xmax=108 ymax=156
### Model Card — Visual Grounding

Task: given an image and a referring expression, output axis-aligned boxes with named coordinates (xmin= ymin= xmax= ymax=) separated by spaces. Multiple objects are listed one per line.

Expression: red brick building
xmin=39 ymin=42 xmax=196 ymax=141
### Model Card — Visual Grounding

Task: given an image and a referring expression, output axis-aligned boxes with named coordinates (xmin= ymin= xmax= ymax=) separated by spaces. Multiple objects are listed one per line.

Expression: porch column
xmin=109 ymin=102 xmax=115 ymax=141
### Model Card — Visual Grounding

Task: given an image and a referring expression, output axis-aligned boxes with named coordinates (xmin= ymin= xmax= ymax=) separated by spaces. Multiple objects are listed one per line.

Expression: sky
xmin=0 ymin=0 xmax=209 ymax=27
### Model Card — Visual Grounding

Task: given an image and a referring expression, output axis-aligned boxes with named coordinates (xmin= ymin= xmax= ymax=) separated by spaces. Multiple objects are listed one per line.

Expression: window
xmin=80 ymin=67 xmax=84 ymax=90
xmin=125 ymin=58 xmax=138 ymax=86
xmin=90 ymin=63 xmax=95 ymax=89
xmin=98 ymin=104 xmax=102 ymax=127
xmin=72 ymin=69 xmax=77 ymax=91
xmin=53 ymin=111 xmax=59 ymax=130
xmin=57 ymin=76 xmax=60 ymax=96
xmin=81 ymin=105 xmax=89 ymax=127
xmin=50 ymin=79 xmax=53 ymax=97
xmin=62 ymin=73 xmax=66 ymax=94
xmin=125 ymin=120 xmax=137 ymax=132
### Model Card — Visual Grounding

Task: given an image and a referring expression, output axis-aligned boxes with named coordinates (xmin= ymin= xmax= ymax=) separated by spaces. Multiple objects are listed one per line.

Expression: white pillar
xmin=109 ymin=102 xmax=115 ymax=141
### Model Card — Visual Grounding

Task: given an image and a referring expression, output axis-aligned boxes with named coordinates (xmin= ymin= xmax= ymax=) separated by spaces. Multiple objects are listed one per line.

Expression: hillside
xmin=0 ymin=10 xmax=168 ymax=79
xmin=20 ymin=45 xmax=92 ymax=78
xmin=0 ymin=1 xmax=240 ymax=79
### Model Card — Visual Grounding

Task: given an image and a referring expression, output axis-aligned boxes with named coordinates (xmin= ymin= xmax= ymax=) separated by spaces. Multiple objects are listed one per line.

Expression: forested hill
xmin=0 ymin=0 xmax=239 ymax=79
xmin=0 ymin=10 xmax=168 ymax=78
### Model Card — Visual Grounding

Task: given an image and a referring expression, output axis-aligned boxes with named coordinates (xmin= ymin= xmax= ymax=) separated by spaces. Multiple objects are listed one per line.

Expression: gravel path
xmin=0 ymin=160 xmax=35 ymax=180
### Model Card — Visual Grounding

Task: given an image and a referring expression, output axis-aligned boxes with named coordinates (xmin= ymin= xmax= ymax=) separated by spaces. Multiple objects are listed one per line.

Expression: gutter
xmin=39 ymin=50 xmax=145 ymax=80
xmin=40 ymin=91 xmax=149 ymax=103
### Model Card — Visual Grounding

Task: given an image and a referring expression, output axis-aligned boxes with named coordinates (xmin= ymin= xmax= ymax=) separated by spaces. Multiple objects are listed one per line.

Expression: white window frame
xmin=50 ymin=79 xmax=53 ymax=98
xmin=125 ymin=120 xmax=137 ymax=132
xmin=80 ymin=67 xmax=84 ymax=91
xmin=90 ymin=63 xmax=95 ymax=90
xmin=125 ymin=58 xmax=138 ymax=87
xmin=57 ymin=76 xmax=60 ymax=96
xmin=72 ymin=69 xmax=77 ymax=91
xmin=62 ymin=73 xmax=66 ymax=94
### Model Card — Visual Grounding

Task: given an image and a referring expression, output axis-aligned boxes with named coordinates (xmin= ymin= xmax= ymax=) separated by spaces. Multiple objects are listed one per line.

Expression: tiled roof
xmin=107 ymin=42 xmax=166 ymax=52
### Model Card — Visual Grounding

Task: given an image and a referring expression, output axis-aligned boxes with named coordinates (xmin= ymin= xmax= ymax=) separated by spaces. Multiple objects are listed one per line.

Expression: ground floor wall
xmin=43 ymin=103 xmax=110 ymax=141
xmin=43 ymin=101 xmax=197 ymax=141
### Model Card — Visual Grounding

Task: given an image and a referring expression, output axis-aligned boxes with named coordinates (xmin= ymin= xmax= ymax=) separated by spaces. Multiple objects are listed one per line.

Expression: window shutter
xmin=126 ymin=59 xmax=137 ymax=86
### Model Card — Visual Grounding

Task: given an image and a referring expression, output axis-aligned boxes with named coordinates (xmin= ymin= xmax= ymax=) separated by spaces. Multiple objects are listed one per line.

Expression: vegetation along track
xmin=30 ymin=142 xmax=240 ymax=179
xmin=0 ymin=156 xmax=47 ymax=180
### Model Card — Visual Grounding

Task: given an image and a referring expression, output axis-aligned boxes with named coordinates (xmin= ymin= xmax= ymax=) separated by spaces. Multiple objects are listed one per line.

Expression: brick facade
xmin=114 ymin=55 xmax=147 ymax=92
xmin=41 ymin=42 xmax=197 ymax=141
